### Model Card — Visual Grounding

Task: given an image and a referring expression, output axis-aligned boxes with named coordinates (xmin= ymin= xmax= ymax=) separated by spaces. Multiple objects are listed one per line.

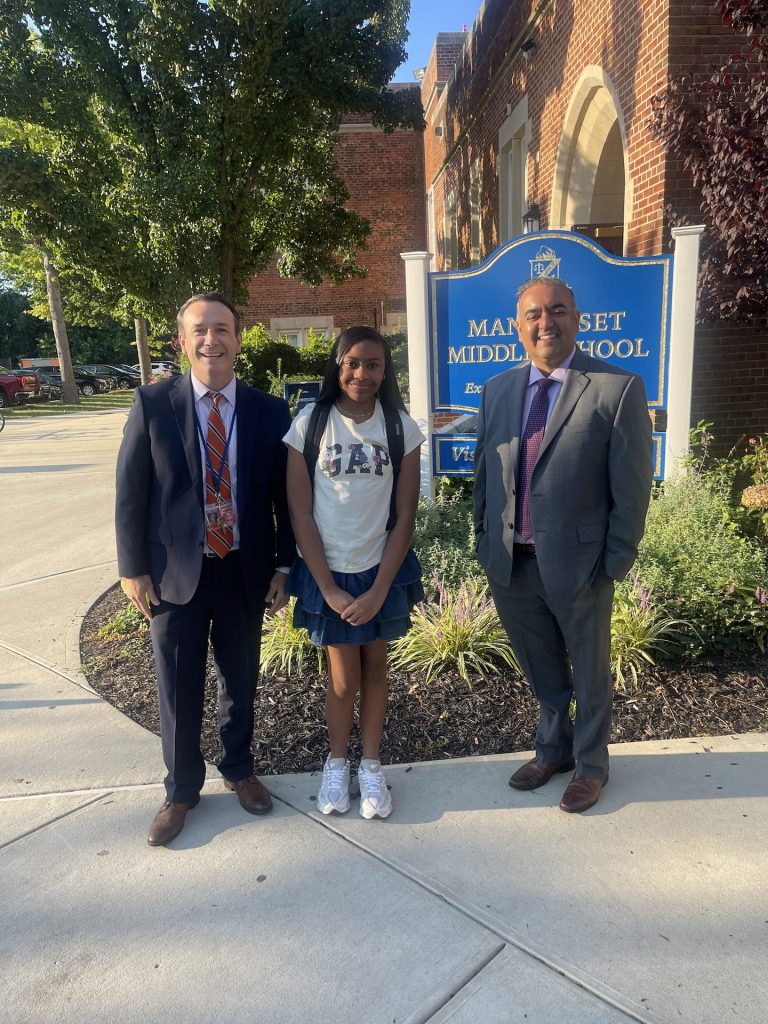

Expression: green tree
xmin=0 ymin=0 xmax=422 ymax=328
xmin=650 ymin=0 xmax=767 ymax=322
xmin=0 ymin=287 xmax=51 ymax=366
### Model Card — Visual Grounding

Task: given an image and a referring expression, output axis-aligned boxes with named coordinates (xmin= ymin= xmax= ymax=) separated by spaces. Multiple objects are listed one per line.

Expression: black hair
xmin=515 ymin=278 xmax=577 ymax=307
xmin=176 ymin=292 xmax=241 ymax=335
xmin=317 ymin=325 xmax=406 ymax=412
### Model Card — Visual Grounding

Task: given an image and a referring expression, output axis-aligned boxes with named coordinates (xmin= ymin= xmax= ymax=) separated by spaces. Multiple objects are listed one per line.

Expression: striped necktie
xmin=205 ymin=392 xmax=234 ymax=558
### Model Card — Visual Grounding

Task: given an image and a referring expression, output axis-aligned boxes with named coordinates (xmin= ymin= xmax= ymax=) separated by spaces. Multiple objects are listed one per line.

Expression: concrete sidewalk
xmin=1 ymin=412 xmax=765 ymax=1024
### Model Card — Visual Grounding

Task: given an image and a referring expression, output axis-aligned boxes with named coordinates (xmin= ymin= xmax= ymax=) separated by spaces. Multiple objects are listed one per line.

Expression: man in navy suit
xmin=116 ymin=293 xmax=295 ymax=845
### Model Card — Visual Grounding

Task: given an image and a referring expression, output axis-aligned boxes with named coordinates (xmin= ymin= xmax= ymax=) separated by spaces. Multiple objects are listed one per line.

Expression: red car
xmin=0 ymin=366 xmax=42 ymax=408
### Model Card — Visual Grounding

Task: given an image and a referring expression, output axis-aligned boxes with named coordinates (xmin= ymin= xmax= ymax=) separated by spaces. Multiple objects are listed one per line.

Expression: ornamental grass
xmin=389 ymin=573 xmax=522 ymax=684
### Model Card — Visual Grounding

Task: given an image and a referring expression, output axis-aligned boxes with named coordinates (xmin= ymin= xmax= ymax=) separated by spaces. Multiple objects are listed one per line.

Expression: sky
xmin=393 ymin=0 xmax=478 ymax=82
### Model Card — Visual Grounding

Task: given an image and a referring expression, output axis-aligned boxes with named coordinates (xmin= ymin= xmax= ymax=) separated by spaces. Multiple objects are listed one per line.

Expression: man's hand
xmin=121 ymin=575 xmax=159 ymax=620
xmin=264 ymin=571 xmax=289 ymax=616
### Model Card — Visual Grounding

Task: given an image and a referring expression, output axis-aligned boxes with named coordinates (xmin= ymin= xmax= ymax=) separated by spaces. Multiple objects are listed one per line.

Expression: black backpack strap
xmin=383 ymin=403 xmax=404 ymax=531
xmin=303 ymin=400 xmax=331 ymax=487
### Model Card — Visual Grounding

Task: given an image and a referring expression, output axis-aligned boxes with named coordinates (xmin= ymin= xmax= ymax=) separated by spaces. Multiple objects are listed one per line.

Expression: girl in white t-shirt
xmin=283 ymin=326 xmax=424 ymax=819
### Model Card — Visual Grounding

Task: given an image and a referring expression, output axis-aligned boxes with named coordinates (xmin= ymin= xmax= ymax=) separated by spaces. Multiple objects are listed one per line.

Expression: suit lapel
xmin=234 ymin=382 xmax=258 ymax=517
xmin=536 ymin=351 xmax=590 ymax=464
xmin=505 ymin=368 xmax=529 ymax=483
xmin=169 ymin=373 xmax=204 ymax=508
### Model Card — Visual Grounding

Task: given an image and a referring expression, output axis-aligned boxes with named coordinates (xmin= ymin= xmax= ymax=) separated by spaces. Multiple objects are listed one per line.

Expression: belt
xmin=513 ymin=542 xmax=536 ymax=556
xmin=204 ymin=548 xmax=239 ymax=559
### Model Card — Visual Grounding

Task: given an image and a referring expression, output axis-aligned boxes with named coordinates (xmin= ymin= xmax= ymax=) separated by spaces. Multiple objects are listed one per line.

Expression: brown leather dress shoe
xmin=508 ymin=756 xmax=576 ymax=790
xmin=559 ymin=773 xmax=608 ymax=813
xmin=224 ymin=775 xmax=273 ymax=815
xmin=147 ymin=797 xmax=199 ymax=846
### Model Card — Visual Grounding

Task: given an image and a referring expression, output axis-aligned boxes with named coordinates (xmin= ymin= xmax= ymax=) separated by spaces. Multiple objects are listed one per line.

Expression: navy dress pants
xmin=149 ymin=551 xmax=265 ymax=803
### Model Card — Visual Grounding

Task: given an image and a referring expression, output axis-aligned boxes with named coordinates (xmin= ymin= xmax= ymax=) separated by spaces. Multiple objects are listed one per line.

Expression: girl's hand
xmin=340 ymin=588 xmax=385 ymax=627
xmin=323 ymin=585 xmax=354 ymax=615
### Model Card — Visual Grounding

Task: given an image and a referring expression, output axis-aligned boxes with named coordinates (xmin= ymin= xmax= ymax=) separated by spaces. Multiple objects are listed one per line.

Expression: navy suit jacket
xmin=115 ymin=372 xmax=295 ymax=608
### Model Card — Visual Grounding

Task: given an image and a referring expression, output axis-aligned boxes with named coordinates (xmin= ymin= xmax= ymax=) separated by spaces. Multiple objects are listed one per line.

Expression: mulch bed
xmin=80 ymin=583 xmax=768 ymax=775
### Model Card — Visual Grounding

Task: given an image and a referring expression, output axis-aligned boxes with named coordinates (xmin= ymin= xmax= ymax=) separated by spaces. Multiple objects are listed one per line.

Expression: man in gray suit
xmin=474 ymin=277 xmax=652 ymax=812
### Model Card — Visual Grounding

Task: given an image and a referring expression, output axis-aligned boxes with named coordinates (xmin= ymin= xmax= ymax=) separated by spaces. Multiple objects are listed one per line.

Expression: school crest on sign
xmin=529 ymin=246 xmax=560 ymax=279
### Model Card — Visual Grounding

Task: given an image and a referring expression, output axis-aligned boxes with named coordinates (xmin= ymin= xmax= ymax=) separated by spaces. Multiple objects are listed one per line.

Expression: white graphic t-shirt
xmin=283 ymin=401 xmax=424 ymax=573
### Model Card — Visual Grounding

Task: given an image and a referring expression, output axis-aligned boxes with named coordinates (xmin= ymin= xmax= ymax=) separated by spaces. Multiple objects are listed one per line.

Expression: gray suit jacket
xmin=473 ymin=348 xmax=653 ymax=601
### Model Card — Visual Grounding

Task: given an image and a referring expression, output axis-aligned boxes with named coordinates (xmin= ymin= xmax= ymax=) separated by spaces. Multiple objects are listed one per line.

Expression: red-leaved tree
xmin=650 ymin=0 xmax=767 ymax=323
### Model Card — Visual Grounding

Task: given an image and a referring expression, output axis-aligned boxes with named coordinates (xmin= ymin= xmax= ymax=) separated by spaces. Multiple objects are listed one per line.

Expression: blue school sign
xmin=429 ymin=232 xmax=672 ymax=480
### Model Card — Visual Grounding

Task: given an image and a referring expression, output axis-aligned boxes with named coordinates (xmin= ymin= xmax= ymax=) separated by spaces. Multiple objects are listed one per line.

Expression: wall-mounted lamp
xmin=521 ymin=38 xmax=536 ymax=61
xmin=522 ymin=203 xmax=541 ymax=234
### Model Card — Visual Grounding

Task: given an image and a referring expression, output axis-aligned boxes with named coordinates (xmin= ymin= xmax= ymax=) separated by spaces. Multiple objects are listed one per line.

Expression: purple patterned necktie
xmin=516 ymin=377 xmax=554 ymax=543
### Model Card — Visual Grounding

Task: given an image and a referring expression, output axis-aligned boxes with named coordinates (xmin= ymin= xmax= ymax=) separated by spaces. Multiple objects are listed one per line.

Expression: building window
xmin=498 ymin=97 xmax=529 ymax=242
xmin=270 ymin=317 xmax=335 ymax=348
xmin=470 ymin=161 xmax=481 ymax=265
xmin=443 ymin=191 xmax=458 ymax=270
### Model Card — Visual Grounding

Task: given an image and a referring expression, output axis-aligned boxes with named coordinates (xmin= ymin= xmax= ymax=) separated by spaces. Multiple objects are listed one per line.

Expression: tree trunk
xmin=134 ymin=316 xmax=152 ymax=385
xmin=42 ymin=250 xmax=79 ymax=405
xmin=219 ymin=237 xmax=236 ymax=302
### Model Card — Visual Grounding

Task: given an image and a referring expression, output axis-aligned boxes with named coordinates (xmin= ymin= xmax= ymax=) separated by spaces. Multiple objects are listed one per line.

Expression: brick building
xmin=241 ymin=93 xmax=425 ymax=345
xmin=422 ymin=1 xmax=767 ymax=448
xmin=243 ymin=1 xmax=766 ymax=447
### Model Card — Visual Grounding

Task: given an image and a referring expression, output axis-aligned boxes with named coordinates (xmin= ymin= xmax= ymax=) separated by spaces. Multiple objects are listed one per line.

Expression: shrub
xmin=634 ymin=470 xmax=768 ymax=654
xmin=387 ymin=330 xmax=410 ymax=402
xmin=685 ymin=422 xmax=768 ymax=543
xmin=299 ymin=328 xmax=333 ymax=375
xmin=236 ymin=325 xmax=302 ymax=390
xmin=260 ymin=600 xmax=322 ymax=676
xmin=740 ymin=434 xmax=768 ymax=537
xmin=389 ymin=575 xmax=522 ymax=683
xmin=412 ymin=489 xmax=481 ymax=596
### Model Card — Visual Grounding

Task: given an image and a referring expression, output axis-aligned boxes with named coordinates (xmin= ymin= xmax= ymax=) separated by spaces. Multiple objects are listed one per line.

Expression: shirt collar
xmin=190 ymin=370 xmax=237 ymax=407
xmin=527 ymin=346 xmax=576 ymax=386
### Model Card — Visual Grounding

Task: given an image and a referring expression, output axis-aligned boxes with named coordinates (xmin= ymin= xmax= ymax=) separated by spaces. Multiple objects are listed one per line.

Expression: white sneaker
xmin=358 ymin=759 xmax=393 ymax=819
xmin=317 ymin=755 xmax=351 ymax=815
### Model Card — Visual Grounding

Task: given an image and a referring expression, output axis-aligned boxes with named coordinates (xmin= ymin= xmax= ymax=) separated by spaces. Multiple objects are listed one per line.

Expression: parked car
xmin=33 ymin=371 xmax=64 ymax=400
xmin=130 ymin=360 xmax=180 ymax=376
xmin=78 ymin=363 xmax=141 ymax=390
xmin=8 ymin=368 xmax=57 ymax=401
xmin=44 ymin=369 xmax=111 ymax=397
xmin=0 ymin=366 xmax=42 ymax=407
xmin=75 ymin=366 xmax=118 ymax=390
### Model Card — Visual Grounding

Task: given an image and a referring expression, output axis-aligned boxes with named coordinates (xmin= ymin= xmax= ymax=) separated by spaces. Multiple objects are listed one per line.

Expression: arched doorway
xmin=550 ymin=68 xmax=629 ymax=255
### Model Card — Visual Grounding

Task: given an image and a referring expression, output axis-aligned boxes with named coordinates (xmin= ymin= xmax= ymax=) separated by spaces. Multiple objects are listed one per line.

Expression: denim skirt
xmin=286 ymin=548 xmax=424 ymax=647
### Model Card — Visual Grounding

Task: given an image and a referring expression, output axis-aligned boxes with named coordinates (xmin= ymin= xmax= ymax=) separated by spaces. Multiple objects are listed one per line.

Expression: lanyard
xmin=195 ymin=400 xmax=237 ymax=498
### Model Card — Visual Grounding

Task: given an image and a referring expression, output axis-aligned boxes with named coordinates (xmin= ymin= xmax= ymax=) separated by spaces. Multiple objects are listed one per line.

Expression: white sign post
xmin=666 ymin=225 xmax=705 ymax=475
xmin=401 ymin=251 xmax=434 ymax=498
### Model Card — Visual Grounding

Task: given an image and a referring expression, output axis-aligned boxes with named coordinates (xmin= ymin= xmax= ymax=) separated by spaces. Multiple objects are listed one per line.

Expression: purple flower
xmin=629 ymin=570 xmax=651 ymax=612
